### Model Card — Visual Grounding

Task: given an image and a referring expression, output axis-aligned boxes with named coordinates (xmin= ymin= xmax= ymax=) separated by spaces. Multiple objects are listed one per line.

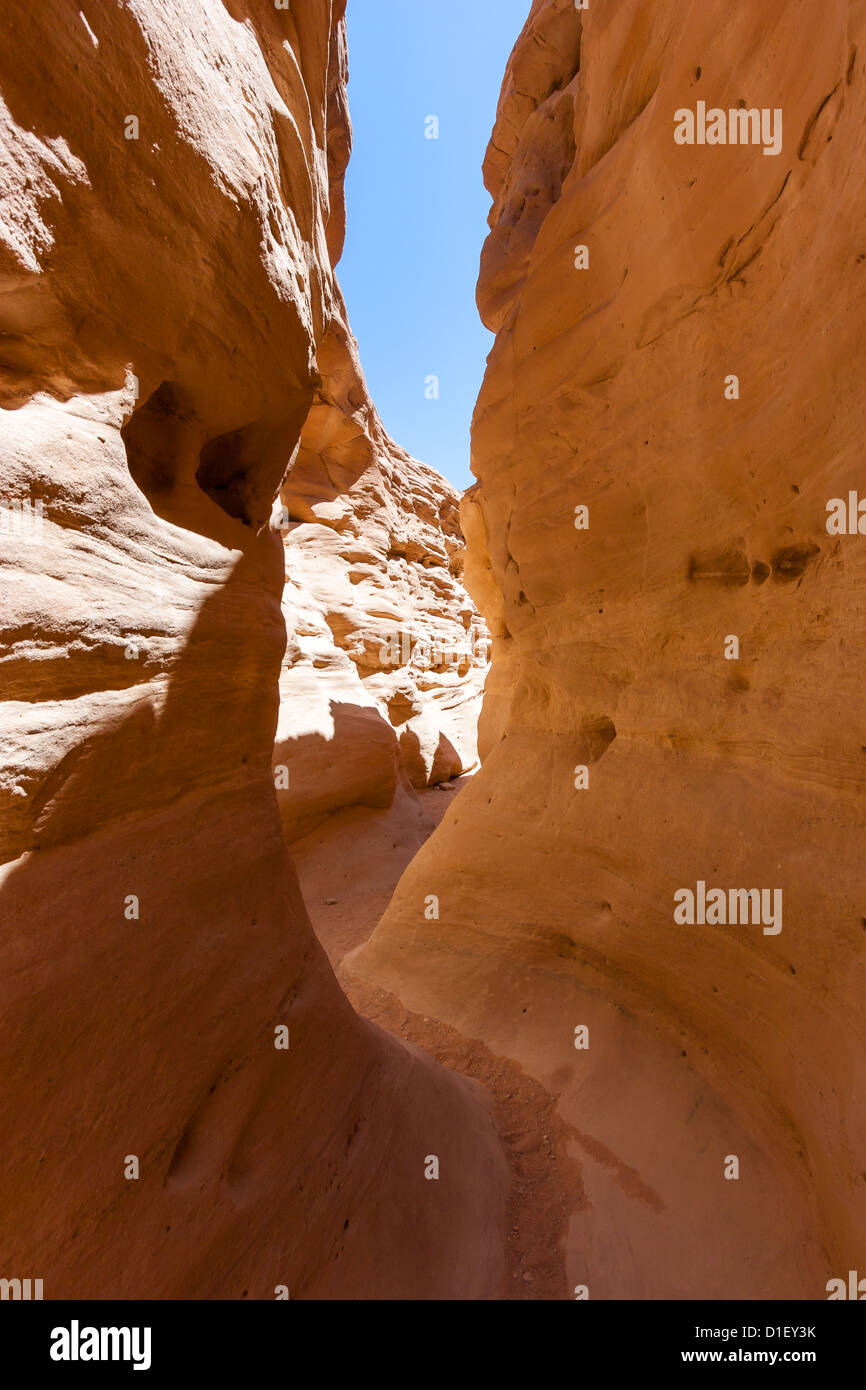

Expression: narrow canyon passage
xmin=1 ymin=0 xmax=864 ymax=1306
xmin=290 ymin=782 xmax=579 ymax=1297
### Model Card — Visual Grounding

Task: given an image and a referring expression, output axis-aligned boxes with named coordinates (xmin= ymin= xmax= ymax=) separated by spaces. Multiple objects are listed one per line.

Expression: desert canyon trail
xmin=1 ymin=0 xmax=864 ymax=1302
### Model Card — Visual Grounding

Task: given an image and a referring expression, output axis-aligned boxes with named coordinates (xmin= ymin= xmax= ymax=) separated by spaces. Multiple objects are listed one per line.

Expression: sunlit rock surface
xmin=0 ymin=0 xmax=505 ymax=1299
xmin=354 ymin=0 xmax=866 ymax=1299
xmin=274 ymin=319 xmax=488 ymax=840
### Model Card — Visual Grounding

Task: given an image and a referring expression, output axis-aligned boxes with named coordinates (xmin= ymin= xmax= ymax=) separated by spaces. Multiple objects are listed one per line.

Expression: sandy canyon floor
xmin=292 ymin=777 xmax=579 ymax=1299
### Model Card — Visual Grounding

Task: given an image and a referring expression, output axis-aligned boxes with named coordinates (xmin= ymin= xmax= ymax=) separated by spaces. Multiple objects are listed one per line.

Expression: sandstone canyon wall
xmin=275 ymin=351 xmax=488 ymax=843
xmin=0 ymin=0 xmax=505 ymax=1298
xmin=354 ymin=0 xmax=866 ymax=1298
xmin=3 ymin=0 xmax=864 ymax=1306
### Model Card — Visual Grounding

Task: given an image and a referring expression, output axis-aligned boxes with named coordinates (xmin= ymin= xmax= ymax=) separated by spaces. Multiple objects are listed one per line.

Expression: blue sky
xmin=339 ymin=0 xmax=529 ymax=492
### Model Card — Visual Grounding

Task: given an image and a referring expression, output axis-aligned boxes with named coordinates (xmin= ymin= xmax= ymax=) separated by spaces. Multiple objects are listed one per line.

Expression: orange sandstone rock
xmin=0 ymin=0 xmax=505 ymax=1299
xmin=273 ymin=310 xmax=488 ymax=841
xmin=354 ymin=0 xmax=866 ymax=1298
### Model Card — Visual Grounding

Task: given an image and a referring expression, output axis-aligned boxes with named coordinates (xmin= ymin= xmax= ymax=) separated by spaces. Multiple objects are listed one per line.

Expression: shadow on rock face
xmin=274 ymin=699 xmax=400 ymax=844
xmin=0 ymin=525 xmax=509 ymax=1298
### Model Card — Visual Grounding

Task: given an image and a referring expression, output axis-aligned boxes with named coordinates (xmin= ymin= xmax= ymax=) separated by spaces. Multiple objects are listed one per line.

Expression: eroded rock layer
xmin=274 ymin=313 xmax=488 ymax=843
xmin=354 ymin=0 xmax=866 ymax=1297
xmin=0 ymin=1 xmax=505 ymax=1298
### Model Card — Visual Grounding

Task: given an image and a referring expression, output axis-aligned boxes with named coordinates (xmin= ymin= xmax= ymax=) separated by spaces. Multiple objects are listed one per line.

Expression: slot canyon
xmin=0 ymin=0 xmax=864 ymax=1303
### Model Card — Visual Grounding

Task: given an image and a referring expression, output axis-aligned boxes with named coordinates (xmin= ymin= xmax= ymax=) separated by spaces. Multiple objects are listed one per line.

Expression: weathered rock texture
xmin=354 ymin=0 xmax=866 ymax=1297
xmin=0 ymin=1 xmax=505 ymax=1298
xmin=274 ymin=319 xmax=488 ymax=842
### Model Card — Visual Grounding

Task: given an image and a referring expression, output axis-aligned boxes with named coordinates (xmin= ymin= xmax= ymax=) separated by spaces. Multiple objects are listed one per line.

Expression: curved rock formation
xmin=354 ymin=0 xmax=866 ymax=1298
xmin=6 ymin=0 xmax=862 ymax=1305
xmin=274 ymin=313 xmax=488 ymax=843
xmin=0 ymin=0 xmax=505 ymax=1299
